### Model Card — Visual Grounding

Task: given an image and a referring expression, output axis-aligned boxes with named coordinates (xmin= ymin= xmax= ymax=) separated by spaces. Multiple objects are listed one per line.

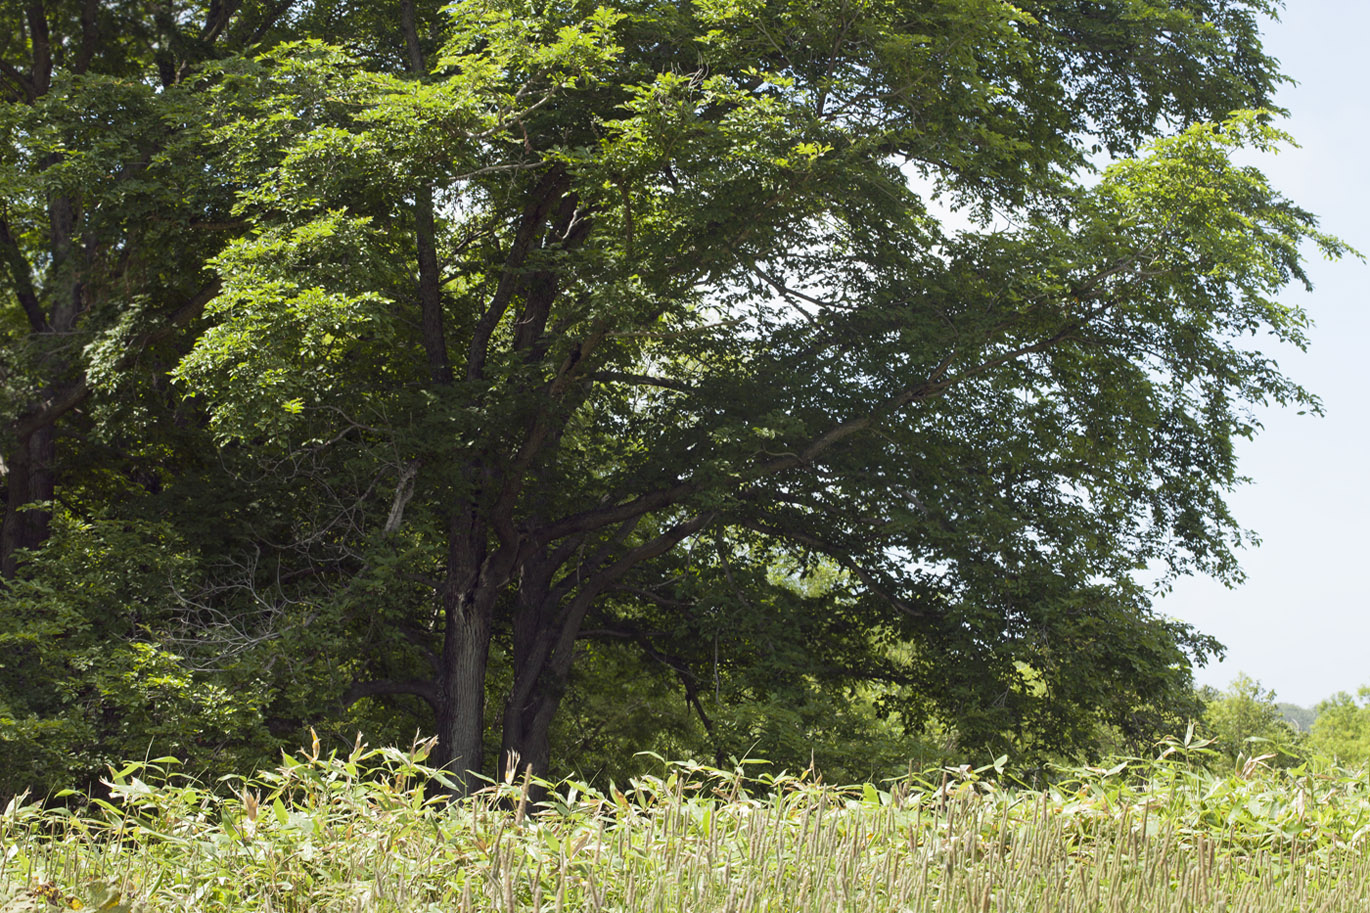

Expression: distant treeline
xmin=1203 ymin=675 xmax=1370 ymax=766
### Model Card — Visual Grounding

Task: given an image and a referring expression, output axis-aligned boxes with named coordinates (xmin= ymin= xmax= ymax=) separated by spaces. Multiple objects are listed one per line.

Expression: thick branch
xmin=511 ymin=195 xmax=590 ymax=359
xmin=201 ymin=0 xmax=242 ymax=44
xmin=514 ymin=512 xmax=714 ymax=710
xmin=25 ymin=3 xmax=50 ymax=97
xmin=398 ymin=0 xmax=454 ymax=385
xmin=400 ymin=0 xmax=425 ymax=73
xmin=464 ymin=165 xmax=568 ymax=382
xmin=608 ymin=584 xmax=695 ymax=610
xmin=548 ymin=514 xmax=643 ymax=607
xmin=240 ymin=0 xmax=293 ymax=47
xmin=535 ymin=480 xmax=698 ymax=547
xmin=0 ymin=213 xmax=45 ymax=330
xmin=534 ymin=286 xmax=1115 ymax=569
xmin=342 ymin=678 xmax=439 ymax=715
xmin=414 ymin=186 xmax=452 ymax=385
xmin=73 ymin=0 xmax=100 ymax=74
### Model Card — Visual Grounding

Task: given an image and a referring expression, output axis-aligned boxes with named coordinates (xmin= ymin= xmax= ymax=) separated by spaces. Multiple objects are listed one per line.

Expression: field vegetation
xmin=4 ymin=731 xmax=1370 ymax=913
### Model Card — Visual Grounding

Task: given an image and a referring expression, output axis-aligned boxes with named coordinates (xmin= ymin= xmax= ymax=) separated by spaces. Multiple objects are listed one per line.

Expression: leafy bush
xmin=0 ymin=514 xmax=272 ymax=801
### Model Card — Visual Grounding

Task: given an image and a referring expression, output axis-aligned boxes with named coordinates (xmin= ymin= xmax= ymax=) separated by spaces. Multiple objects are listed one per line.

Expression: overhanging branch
xmin=342 ymin=678 xmax=439 ymax=715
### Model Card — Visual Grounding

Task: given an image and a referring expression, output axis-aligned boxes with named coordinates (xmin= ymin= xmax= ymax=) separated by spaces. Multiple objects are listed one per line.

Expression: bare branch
xmin=384 ymin=461 xmax=421 ymax=536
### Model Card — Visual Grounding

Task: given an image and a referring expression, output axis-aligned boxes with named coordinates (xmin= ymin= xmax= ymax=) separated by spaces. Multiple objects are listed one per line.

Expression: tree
xmin=1200 ymin=673 xmax=1305 ymax=767
xmin=169 ymin=0 xmax=1344 ymax=792
xmin=1309 ymin=688 xmax=1370 ymax=765
xmin=3 ymin=0 xmax=1348 ymax=794
xmin=0 ymin=1 xmax=313 ymax=577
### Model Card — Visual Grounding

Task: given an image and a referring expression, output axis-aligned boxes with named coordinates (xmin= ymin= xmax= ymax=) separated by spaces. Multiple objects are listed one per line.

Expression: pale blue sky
xmin=1156 ymin=0 xmax=1369 ymax=708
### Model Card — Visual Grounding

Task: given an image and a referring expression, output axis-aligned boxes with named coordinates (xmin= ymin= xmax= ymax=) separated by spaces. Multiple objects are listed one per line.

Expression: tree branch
xmin=508 ymin=513 xmax=715 ymax=716
xmin=737 ymin=517 xmax=925 ymax=620
xmin=581 ymin=618 xmax=715 ymax=733
xmin=534 ymin=290 xmax=1115 ymax=560
xmin=73 ymin=0 xmax=100 ymax=74
xmin=0 ymin=213 xmax=45 ymax=330
xmin=342 ymin=678 xmax=439 ymax=715
xmin=13 ymin=280 xmax=221 ymax=439
xmin=590 ymin=371 xmax=693 ymax=394
xmin=400 ymin=0 xmax=425 ymax=74
xmin=465 ymin=165 xmax=568 ymax=382
xmin=25 ymin=3 xmax=51 ymax=97
xmin=0 ymin=57 xmax=33 ymax=103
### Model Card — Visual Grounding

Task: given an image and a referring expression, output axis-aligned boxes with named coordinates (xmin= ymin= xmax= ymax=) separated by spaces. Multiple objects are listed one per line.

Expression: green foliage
xmin=1200 ymin=673 xmax=1306 ymax=769
xmin=1309 ymin=688 xmax=1370 ymax=765
xmin=0 ymin=514 xmax=270 ymax=799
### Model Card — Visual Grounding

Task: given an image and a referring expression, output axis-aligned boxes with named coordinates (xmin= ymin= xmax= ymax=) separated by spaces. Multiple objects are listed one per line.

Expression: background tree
xmin=1199 ymin=673 xmax=1306 ymax=768
xmin=1276 ymin=702 xmax=1317 ymax=733
xmin=0 ymin=0 xmax=309 ymax=574
xmin=0 ymin=0 xmax=455 ymax=799
xmin=0 ymin=0 xmax=321 ymax=799
xmin=1308 ymin=688 xmax=1370 ymax=765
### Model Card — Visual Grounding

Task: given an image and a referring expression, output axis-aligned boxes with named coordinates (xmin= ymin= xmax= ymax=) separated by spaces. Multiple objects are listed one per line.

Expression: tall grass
xmin=3 ymin=731 xmax=1370 ymax=912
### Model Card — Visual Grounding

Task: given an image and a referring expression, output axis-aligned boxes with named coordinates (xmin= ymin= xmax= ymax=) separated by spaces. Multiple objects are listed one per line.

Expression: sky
xmin=1153 ymin=0 xmax=1370 ymax=708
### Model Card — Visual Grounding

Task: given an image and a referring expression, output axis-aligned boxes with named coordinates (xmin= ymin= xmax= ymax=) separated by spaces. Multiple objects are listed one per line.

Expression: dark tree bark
xmin=434 ymin=597 xmax=493 ymax=793
xmin=1 ymin=426 xmax=53 ymax=577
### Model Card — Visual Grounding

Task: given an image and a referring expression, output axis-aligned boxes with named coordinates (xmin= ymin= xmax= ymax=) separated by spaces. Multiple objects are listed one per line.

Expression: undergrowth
xmin=3 ymin=729 xmax=1370 ymax=911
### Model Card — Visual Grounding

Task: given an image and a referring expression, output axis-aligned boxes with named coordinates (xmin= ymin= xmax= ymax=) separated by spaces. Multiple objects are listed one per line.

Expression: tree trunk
xmin=1 ymin=424 xmax=55 ymax=578
xmin=434 ymin=585 xmax=492 ymax=795
xmin=499 ymin=578 xmax=565 ymax=802
xmin=499 ymin=688 xmax=558 ymax=805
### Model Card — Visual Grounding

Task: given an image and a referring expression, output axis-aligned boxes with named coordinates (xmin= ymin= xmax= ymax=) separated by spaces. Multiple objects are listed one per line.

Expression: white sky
xmin=1154 ymin=0 xmax=1370 ymax=708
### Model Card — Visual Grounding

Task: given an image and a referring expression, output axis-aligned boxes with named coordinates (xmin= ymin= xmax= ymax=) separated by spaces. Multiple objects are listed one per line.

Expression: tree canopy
xmin=0 ymin=0 xmax=1348 ymax=795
